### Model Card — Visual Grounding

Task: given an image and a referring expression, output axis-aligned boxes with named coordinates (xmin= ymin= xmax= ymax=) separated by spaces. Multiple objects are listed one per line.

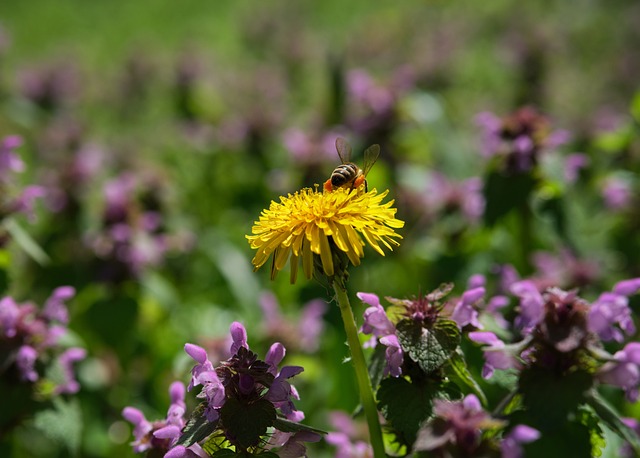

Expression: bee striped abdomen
xmin=331 ymin=163 xmax=359 ymax=187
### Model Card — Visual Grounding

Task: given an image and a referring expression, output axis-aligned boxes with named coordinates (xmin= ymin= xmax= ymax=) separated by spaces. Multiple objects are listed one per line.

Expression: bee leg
xmin=354 ymin=175 xmax=367 ymax=191
xmin=323 ymin=179 xmax=333 ymax=192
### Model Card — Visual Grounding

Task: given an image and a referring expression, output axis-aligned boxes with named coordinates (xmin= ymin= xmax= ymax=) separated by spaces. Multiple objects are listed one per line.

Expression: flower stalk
xmin=333 ymin=277 xmax=386 ymax=458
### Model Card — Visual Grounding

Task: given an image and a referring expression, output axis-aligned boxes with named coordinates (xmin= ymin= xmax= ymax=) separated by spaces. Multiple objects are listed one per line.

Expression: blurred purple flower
xmin=16 ymin=345 xmax=39 ymax=382
xmin=597 ymin=342 xmax=640 ymax=402
xmin=42 ymin=286 xmax=75 ymax=325
xmin=421 ymin=172 xmax=485 ymax=223
xmin=12 ymin=185 xmax=46 ymax=222
xmin=0 ymin=135 xmax=25 ymax=179
xmin=588 ymin=292 xmax=635 ymax=342
xmin=511 ymin=280 xmax=545 ymax=333
xmin=122 ymin=381 xmax=189 ymax=454
xmin=564 ymin=153 xmax=589 ymax=184
xmin=602 ymin=176 xmax=633 ymax=210
xmin=531 ymin=249 xmax=600 ymax=290
xmin=325 ymin=411 xmax=373 ymax=458
xmin=469 ymin=331 xmax=519 ymax=379
xmin=54 ymin=347 xmax=86 ymax=394
xmin=0 ymin=296 xmax=20 ymax=338
xmin=501 ymin=425 xmax=540 ymax=458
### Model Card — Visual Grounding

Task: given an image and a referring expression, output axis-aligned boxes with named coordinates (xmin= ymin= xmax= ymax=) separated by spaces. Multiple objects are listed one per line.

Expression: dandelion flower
xmin=247 ymin=186 xmax=403 ymax=283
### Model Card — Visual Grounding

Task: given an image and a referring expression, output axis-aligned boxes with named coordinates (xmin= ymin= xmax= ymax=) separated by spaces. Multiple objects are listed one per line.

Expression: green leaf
xmin=368 ymin=342 xmax=388 ymax=391
xmin=220 ymin=398 xmax=276 ymax=450
xmin=445 ymin=349 xmax=487 ymax=405
xmin=482 ymin=170 xmax=537 ymax=226
xmin=272 ymin=417 xmax=326 ymax=435
xmin=396 ymin=319 xmax=460 ymax=375
xmin=518 ymin=367 xmax=593 ymax=429
xmin=523 ymin=419 xmax=592 ymax=458
xmin=177 ymin=402 xmax=219 ymax=447
xmin=587 ymin=391 xmax=640 ymax=455
xmin=576 ymin=406 xmax=606 ymax=457
xmin=377 ymin=377 xmax=438 ymax=448
xmin=32 ymin=397 xmax=82 ymax=454
xmin=2 ymin=217 xmax=50 ymax=265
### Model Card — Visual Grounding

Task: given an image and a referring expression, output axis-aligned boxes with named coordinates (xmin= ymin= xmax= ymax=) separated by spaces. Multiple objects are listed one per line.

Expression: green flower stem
xmin=333 ymin=280 xmax=386 ymax=458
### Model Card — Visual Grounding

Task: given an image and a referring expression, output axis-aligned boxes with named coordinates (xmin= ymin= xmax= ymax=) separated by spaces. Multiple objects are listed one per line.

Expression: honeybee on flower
xmin=324 ymin=137 xmax=380 ymax=193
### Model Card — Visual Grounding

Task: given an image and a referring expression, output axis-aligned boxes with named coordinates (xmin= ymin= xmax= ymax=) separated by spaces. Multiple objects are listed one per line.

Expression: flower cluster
xmin=86 ymin=172 xmax=193 ymax=281
xmin=0 ymin=286 xmax=86 ymax=396
xmin=414 ymin=394 xmax=539 ymax=458
xmin=0 ymin=135 xmax=45 ymax=229
xmin=476 ymin=106 xmax=570 ymax=173
xmin=123 ymin=322 xmax=321 ymax=457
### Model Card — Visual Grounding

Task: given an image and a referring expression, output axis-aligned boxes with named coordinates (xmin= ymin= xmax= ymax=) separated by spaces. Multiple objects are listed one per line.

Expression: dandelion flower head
xmin=247 ymin=185 xmax=403 ymax=283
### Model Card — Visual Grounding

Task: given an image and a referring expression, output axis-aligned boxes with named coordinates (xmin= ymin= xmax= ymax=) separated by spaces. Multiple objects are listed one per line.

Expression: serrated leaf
xmin=220 ymin=398 xmax=276 ymax=450
xmin=483 ymin=171 xmax=537 ymax=226
xmin=177 ymin=402 xmax=219 ymax=447
xmin=272 ymin=417 xmax=326 ymax=435
xmin=587 ymin=391 xmax=640 ymax=455
xmin=396 ymin=319 xmax=460 ymax=375
xmin=377 ymin=377 xmax=438 ymax=448
xmin=32 ymin=397 xmax=82 ymax=454
xmin=446 ymin=349 xmax=487 ymax=405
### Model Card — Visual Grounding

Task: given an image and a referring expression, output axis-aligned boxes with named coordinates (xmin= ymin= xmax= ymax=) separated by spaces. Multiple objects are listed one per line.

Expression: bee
xmin=323 ymin=137 xmax=380 ymax=192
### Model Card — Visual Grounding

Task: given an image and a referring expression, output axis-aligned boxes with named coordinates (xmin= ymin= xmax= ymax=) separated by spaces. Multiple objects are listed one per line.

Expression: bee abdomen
xmin=331 ymin=163 xmax=359 ymax=186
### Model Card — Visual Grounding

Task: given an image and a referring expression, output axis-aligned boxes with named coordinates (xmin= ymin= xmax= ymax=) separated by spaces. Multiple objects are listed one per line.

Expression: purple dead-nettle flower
xmin=597 ymin=342 xmax=640 ymax=402
xmin=0 ymin=296 xmax=20 ymax=338
xmin=588 ymin=292 xmax=635 ymax=342
xmin=265 ymin=342 xmax=286 ymax=375
xmin=229 ymin=320 xmax=248 ymax=354
xmin=421 ymin=172 xmax=485 ymax=223
xmin=588 ymin=278 xmax=639 ymax=342
xmin=16 ymin=345 xmax=39 ymax=382
xmin=475 ymin=107 xmax=570 ymax=173
xmin=467 ymin=274 xmax=486 ymax=289
xmin=500 ymin=425 xmax=541 ymax=458
xmin=602 ymin=175 xmax=633 ymax=210
xmin=531 ymin=249 xmax=600 ymax=290
xmin=483 ymin=295 xmax=510 ymax=329
xmin=265 ymin=365 xmax=305 ymax=420
xmin=0 ymin=135 xmax=25 ymax=179
xmin=259 ymin=292 xmax=327 ymax=353
xmin=620 ymin=418 xmax=640 ymax=458
xmin=564 ymin=153 xmax=589 ymax=184
xmin=358 ymin=292 xmax=404 ymax=377
xmin=54 ymin=347 xmax=87 ymax=394
xmin=469 ymin=332 xmax=519 ymax=379
xmin=415 ymin=394 xmax=503 ymax=454
xmin=122 ymin=381 xmax=190 ymax=455
xmin=184 ymin=343 xmax=215 ymax=391
xmin=451 ymin=287 xmax=485 ymax=329
xmin=326 ymin=411 xmax=373 ymax=458
xmin=266 ymin=430 xmax=322 ymax=458
xmin=42 ymin=286 xmax=75 ymax=325
xmin=510 ymin=280 xmax=545 ymax=334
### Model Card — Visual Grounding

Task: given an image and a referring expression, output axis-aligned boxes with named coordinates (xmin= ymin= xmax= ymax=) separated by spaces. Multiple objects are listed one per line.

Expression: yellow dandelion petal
xmin=246 ymin=186 xmax=404 ymax=283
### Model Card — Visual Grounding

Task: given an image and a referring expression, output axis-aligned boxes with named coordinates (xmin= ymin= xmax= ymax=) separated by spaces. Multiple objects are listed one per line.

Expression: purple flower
xmin=588 ymin=292 xmax=635 ymax=342
xmin=451 ymin=287 xmax=485 ymax=329
xmin=184 ymin=343 xmax=215 ymax=391
xmin=0 ymin=296 xmax=20 ymax=337
xmin=265 ymin=365 xmax=305 ymax=420
xmin=326 ymin=412 xmax=373 ymax=458
xmin=229 ymin=321 xmax=248 ymax=354
xmin=13 ymin=185 xmax=46 ymax=222
xmin=16 ymin=345 xmax=39 ymax=382
xmin=0 ymin=135 xmax=25 ymax=179
xmin=613 ymin=278 xmax=640 ymax=296
xmin=564 ymin=153 xmax=589 ymax=183
xmin=265 ymin=342 xmax=286 ymax=375
xmin=122 ymin=407 xmax=153 ymax=453
xmin=501 ymin=425 xmax=540 ymax=458
xmin=511 ymin=281 xmax=544 ymax=333
xmin=358 ymin=292 xmax=403 ymax=377
xmin=602 ymin=176 xmax=632 ymax=210
xmin=42 ymin=286 xmax=75 ymax=325
xmin=267 ymin=430 xmax=322 ymax=458
xmin=54 ymin=347 xmax=86 ymax=394
xmin=597 ymin=342 xmax=640 ymax=402
xmin=469 ymin=331 xmax=518 ymax=379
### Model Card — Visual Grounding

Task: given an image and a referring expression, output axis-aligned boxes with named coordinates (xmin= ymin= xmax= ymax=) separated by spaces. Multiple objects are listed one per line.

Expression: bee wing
xmin=335 ymin=137 xmax=352 ymax=164
xmin=361 ymin=144 xmax=380 ymax=177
